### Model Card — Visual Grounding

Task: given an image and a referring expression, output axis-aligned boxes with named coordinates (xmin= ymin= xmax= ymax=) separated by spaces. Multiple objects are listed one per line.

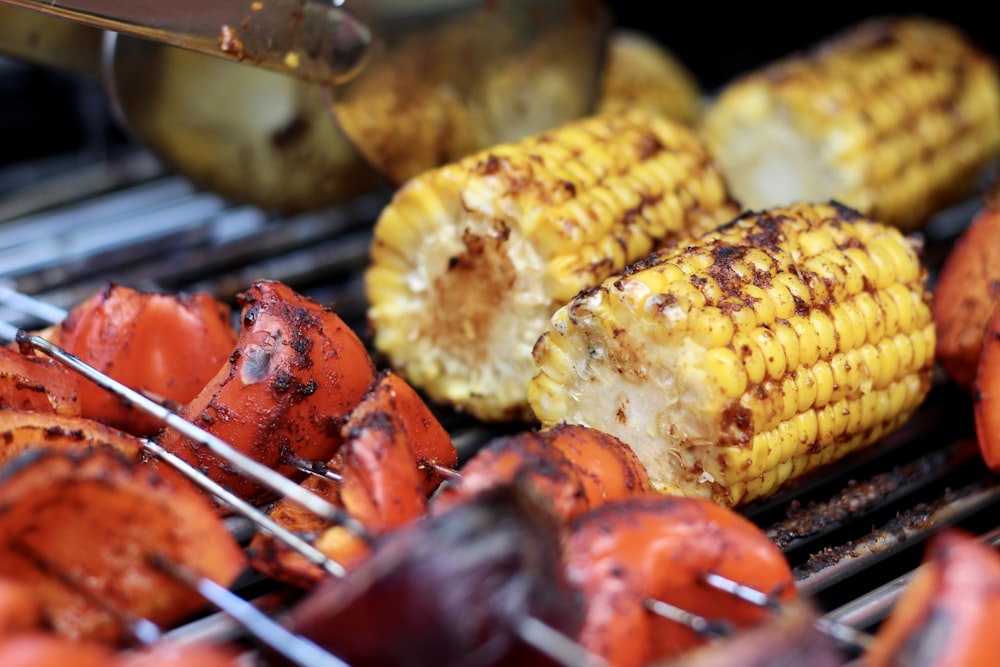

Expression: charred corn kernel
xmin=365 ymin=108 xmax=739 ymax=422
xmin=700 ymin=16 xmax=1000 ymax=231
xmin=733 ymin=331 xmax=767 ymax=386
xmin=774 ymin=271 xmax=811 ymax=306
xmin=596 ymin=29 xmax=702 ymax=125
xmin=529 ymin=202 xmax=935 ymax=507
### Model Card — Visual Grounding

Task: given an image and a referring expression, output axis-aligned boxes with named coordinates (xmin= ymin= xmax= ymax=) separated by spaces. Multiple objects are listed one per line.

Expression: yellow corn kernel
xmin=720 ymin=298 xmax=759 ymax=334
xmin=732 ymin=331 xmax=767 ymax=386
xmin=704 ymin=347 xmax=747 ymax=399
xmin=744 ymin=285 xmax=777 ymax=326
xmin=811 ymin=362 xmax=836 ymax=409
xmin=693 ymin=306 xmax=737 ymax=349
xmin=809 ymin=310 xmax=838 ymax=361
xmin=778 ymin=375 xmax=799 ymax=423
xmin=773 ymin=323 xmax=801 ymax=375
xmin=751 ymin=326 xmax=787 ymax=381
xmin=365 ymin=108 xmax=740 ymax=422
xmin=769 ymin=280 xmax=798 ymax=322
xmin=793 ymin=367 xmax=818 ymax=414
xmin=789 ymin=315 xmax=820 ymax=368
xmin=844 ymin=396 xmax=864 ymax=438
xmin=700 ymin=16 xmax=1000 ymax=231
xmin=529 ymin=202 xmax=935 ymax=507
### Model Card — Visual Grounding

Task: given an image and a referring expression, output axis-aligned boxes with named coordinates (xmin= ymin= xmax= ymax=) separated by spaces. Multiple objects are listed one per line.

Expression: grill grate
xmin=1 ymin=147 xmax=997 ymax=660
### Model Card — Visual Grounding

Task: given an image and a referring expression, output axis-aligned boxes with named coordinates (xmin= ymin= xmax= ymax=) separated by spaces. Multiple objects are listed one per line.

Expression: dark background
xmin=608 ymin=4 xmax=996 ymax=92
xmin=0 ymin=4 xmax=995 ymax=170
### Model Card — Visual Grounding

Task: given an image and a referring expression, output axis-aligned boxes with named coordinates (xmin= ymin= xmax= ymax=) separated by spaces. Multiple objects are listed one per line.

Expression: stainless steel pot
xmin=0 ymin=1 xmax=609 ymax=210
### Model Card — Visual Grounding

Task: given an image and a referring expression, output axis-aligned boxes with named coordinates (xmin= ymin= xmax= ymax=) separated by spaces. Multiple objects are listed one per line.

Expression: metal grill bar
xmin=0 ymin=155 xmax=995 ymax=661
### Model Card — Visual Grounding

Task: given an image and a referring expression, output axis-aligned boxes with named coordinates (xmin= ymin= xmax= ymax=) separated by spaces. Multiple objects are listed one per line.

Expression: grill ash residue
xmin=766 ymin=447 xmax=955 ymax=550
xmin=792 ymin=486 xmax=972 ymax=580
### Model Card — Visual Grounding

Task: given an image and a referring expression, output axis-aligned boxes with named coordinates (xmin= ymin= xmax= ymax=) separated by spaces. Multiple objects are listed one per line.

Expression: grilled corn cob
xmin=699 ymin=16 xmax=1000 ymax=231
xmin=596 ymin=28 xmax=703 ymax=125
xmin=528 ymin=202 xmax=935 ymax=507
xmin=364 ymin=108 xmax=740 ymax=422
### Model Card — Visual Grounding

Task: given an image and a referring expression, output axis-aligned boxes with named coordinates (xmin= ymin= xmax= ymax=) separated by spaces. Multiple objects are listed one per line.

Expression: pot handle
xmin=0 ymin=0 xmax=371 ymax=85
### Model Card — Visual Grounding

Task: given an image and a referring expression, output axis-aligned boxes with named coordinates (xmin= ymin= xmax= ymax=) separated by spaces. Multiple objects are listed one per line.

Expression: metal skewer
xmin=699 ymin=573 xmax=875 ymax=651
xmin=421 ymin=457 xmax=878 ymax=651
xmin=0 ymin=291 xmax=364 ymax=534
xmin=0 ymin=320 xmax=360 ymax=579
xmin=509 ymin=614 xmax=612 ymax=667
xmin=25 ymin=535 xmax=352 ymax=667
xmin=139 ymin=437 xmax=347 ymax=578
xmin=436 ymin=457 xmax=880 ymax=652
xmin=284 ymin=453 xmax=344 ymax=484
xmin=0 ymin=288 xmax=876 ymax=664
xmin=0 ymin=292 xmax=614 ymax=667
xmin=151 ymin=556 xmax=351 ymax=667
xmin=643 ymin=597 xmax=734 ymax=639
xmin=701 ymin=572 xmax=779 ymax=610
xmin=276 ymin=456 xmax=873 ymax=655
xmin=421 ymin=461 xmax=462 ymax=480
xmin=13 ymin=329 xmax=370 ymax=538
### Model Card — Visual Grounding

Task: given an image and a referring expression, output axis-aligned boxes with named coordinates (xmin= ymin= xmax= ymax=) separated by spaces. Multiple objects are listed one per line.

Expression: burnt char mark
xmin=343 ymin=409 xmax=398 ymax=443
xmin=269 ymin=370 xmax=320 ymax=403
xmin=242 ymin=300 xmax=260 ymax=328
xmin=478 ymin=154 xmax=504 ymax=176
xmin=710 ymin=211 xmax=789 ymax=280
xmin=614 ymin=246 xmax=673 ymax=283
xmin=581 ymin=257 xmax=618 ymax=284
xmin=829 ymin=200 xmax=867 ymax=223
xmin=635 ymin=131 xmax=664 ymax=161
xmin=425 ymin=226 xmax=517 ymax=368
xmin=706 ymin=243 xmax=751 ymax=298
xmin=716 ymin=294 xmax=750 ymax=322
xmin=285 ymin=307 xmax=320 ymax=371
xmin=770 ymin=470 xmax=912 ymax=551
xmin=719 ymin=401 xmax=753 ymax=447
xmin=856 ymin=18 xmax=901 ymax=50
xmin=440 ymin=431 xmax=589 ymax=513
xmin=836 ymin=235 xmax=865 ymax=251
xmin=292 ymin=335 xmax=313 ymax=356
xmin=45 ymin=426 xmax=87 ymax=442
xmin=752 ymin=267 xmax=774 ymax=289
xmin=713 ymin=208 xmax=762 ymax=234
xmin=745 ymin=214 xmax=790 ymax=253
xmin=8 ymin=378 xmax=47 ymax=396
xmin=271 ymin=370 xmax=294 ymax=395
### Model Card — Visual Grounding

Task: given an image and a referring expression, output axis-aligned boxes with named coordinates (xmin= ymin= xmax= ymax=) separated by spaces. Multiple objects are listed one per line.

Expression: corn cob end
xmin=529 ymin=202 xmax=935 ymax=506
xmin=700 ymin=16 xmax=1000 ymax=231
xmin=366 ymin=108 xmax=738 ymax=422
